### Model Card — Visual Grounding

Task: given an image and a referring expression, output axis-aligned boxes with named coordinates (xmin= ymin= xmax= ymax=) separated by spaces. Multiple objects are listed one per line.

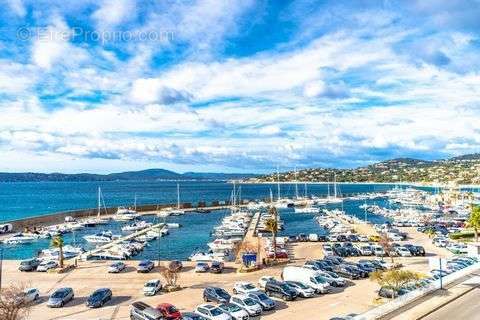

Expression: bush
xmin=450 ymin=232 xmax=475 ymax=240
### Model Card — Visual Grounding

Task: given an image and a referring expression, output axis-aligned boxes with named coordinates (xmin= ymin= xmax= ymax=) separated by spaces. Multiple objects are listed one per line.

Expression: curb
xmin=417 ymin=283 xmax=480 ymax=319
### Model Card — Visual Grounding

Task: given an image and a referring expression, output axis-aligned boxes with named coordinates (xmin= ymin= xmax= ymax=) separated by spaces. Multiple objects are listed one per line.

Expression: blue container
xmin=242 ymin=253 xmax=257 ymax=266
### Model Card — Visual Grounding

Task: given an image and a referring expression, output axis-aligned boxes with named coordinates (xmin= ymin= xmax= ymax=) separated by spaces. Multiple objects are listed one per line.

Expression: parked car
xmin=246 ymin=291 xmax=276 ymax=311
xmin=230 ymin=295 xmax=262 ymax=317
xmin=195 ymin=303 xmax=232 ymax=320
xmin=285 ymin=281 xmax=315 ymax=298
xmin=196 ymin=262 xmax=210 ymax=273
xmin=282 ymin=266 xmax=331 ymax=293
xmin=130 ymin=301 xmax=164 ymax=320
xmin=86 ymin=288 xmax=112 ymax=308
xmin=19 ymin=258 xmax=41 ymax=272
xmin=137 ymin=260 xmax=154 ymax=273
xmin=108 ymin=261 xmax=126 ymax=273
xmin=233 ymin=282 xmax=259 ymax=295
xmin=322 ymin=245 xmax=334 ymax=256
xmin=144 ymin=279 xmax=162 ymax=296
xmin=21 ymin=288 xmax=40 ymax=303
xmin=396 ymin=246 xmax=412 ymax=257
xmin=182 ymin=312 xmax=209 ymax=320
xmin=156 ymin=303 xmax=182 ymax=320
xmin=264 ymin=280 xmax=297 ymax=301
xmin=47 ymin=287 xmax=74 ymax=308
xmin=258 ymin=276 xmax=276 ymax=288
xmin=372 ymin=246 xmax=386 ymax=257
xmin=334 ymin=265 xmax=360 ymax=280
xmin=317 ymin=271 xmax=346 ymax=287
xmin=210 ymin=261 xmax=224 ymax=274
xmin=218 ymin=303 xmax=249 ymax=320
xmin=37 ymin=260 xmax=58 ymax=272
xmin=378 ymin=286 xmax=408 ymax=299
xmin=203 ymin=287 xmax=231 ymax=303
xmin=357 ymin=245 xmax=373 ymax=256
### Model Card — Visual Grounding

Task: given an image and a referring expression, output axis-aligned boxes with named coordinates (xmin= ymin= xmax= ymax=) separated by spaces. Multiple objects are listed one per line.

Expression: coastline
xmin=238 ymin=181 xmax=480 ymax=188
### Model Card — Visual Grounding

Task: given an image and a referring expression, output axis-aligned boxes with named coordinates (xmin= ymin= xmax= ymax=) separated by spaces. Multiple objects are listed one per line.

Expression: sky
xmin=1 ymin=0 xmax=480 ymax=174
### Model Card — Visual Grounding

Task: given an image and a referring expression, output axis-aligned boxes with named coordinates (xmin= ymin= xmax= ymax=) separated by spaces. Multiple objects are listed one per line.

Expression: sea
xmin=0 ymin=181 xmax=400 ymax=260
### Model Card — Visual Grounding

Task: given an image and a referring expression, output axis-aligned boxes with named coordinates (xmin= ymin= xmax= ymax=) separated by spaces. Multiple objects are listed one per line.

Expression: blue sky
xmin=1 ymin=0 xmax=480 ymax=173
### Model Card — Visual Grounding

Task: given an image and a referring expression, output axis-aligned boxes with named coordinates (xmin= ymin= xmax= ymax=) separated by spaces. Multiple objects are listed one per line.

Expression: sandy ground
xmin=4 ymin=227 xmax=452 ymax=320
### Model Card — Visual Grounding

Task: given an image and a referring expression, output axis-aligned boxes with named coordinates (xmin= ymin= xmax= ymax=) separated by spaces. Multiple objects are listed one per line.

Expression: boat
xmin=166 ymin=183 xmax=185 ymax=215
xmin=294 ymin=206 xmax=320 ymax=213
xmin=83 ymin=231 xmax=118 ymax=244
xmin=113 ymin=206 xmax=139 ymax=221
xmin=121 ymin=221 xmax=152 ymax=232
xmin=41 ymin=245 xmax=85 ymax=259
xmin=3 ymin=233 xmax=39 ymax=245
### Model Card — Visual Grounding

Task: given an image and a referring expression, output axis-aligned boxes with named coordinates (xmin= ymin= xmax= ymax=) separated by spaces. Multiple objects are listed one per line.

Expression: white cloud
xmin=6 ymin=0 xmax=26 ymax=17
xmin=92 ymin=0 xmax=136 ymax=29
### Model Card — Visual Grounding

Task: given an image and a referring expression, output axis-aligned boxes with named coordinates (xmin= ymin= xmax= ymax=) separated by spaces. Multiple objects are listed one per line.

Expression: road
xmin=422 ymin=288 xmax=480 ymax=320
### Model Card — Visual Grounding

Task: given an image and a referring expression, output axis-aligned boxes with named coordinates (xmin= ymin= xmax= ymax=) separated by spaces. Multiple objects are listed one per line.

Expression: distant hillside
xmin=247 ymin=153 xmax=480 ymax=184
xmin=0 ymin=169 xmax=257 ymax=182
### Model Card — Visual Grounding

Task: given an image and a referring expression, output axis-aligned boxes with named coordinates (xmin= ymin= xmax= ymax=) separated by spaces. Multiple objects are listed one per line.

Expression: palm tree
xmin=379 ymin=233 xmax=394 ymax=264
xmin=468 ymin=205 xmax=480 ymax=242
xmin=51 ymin=235 xmax=65 ymax=268
xmin=425 ymin=228 xmax=436 ymax=239
xmin=265 ymin=206 xmax=279 ymax=260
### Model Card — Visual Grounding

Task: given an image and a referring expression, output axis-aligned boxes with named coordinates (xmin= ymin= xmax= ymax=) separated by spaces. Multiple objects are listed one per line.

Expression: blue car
xmin=86 ymin=288 xmax=112 ymax=308
xmin=203 ymin=286 xmax=231 ymax=303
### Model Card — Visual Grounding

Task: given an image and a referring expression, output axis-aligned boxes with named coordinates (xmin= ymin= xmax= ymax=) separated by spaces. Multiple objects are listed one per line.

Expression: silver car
xmin=47 ymin=287 xmax=74 ymax=308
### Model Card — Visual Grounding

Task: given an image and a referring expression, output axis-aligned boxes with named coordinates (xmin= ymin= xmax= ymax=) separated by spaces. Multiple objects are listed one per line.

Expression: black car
xmin=315 ymin=260 xmax=334 ymax=272
xmin=333 ymin=246 xmax=349 ymax=257
xmin=203 ymin=287 xmax=231 ymax=303
xmin=334 ymin=265 xmax=361 ymax=280
xmin=414 ymin=245 xmax=425 ymax=256
xmin=182 ymin=312 xmax=208 ymax=320
xmin=86 ymin=288 xmax=112 ymax=308
xmin=336 ymin=235 xmax=347 ymax=242
xmin=210 ymin=261 xmax=224 ymax=274
xmin=265 ymin=280 xmax=297 ymax=301
xmin=297 ymin=234 xmax=308 ymax=242
xmin=347 ymin=234 xmax=359 ymax=242
xmin=345 ymin=264 xmax=369 ymax=278
xmin=19 ymin=258 xmax=41 ymax=272
xmin=325 ymin=255 xmax=344 ymax=265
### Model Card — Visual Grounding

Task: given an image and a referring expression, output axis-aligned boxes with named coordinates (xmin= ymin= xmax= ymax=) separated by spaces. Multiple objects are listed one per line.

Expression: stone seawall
xmin=5 ymin=200 xmax=226 ymax=231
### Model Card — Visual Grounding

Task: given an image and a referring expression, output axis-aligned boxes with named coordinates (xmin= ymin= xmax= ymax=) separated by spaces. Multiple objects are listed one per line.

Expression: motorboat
xmin=3 ymin=233 xmax=39 ymax=244
xmin=113 ymin=207 xmax=139 ymax=221
xmin=121 ymin=221 xmax=152 ymax=232
xmin=83 ymin=231 xmax=119 ymax=244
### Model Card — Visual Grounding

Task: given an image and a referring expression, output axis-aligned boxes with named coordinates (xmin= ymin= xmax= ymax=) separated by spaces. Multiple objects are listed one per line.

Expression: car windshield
xmin=313 ymin=276 xmax=327 ymax=284
xmin=257 ymin=293 xmax=269 ymax=300
xmin=215 ymin=289 xmax=229 ymax=298
xmin=91 ymin=291 xmax=104 ymax=299
xmin=210 ymin=308 xmax=223 ymax=316
xmin=21 ymin=260 xmax=33 ymax=266
xmin=244 ymin=284 xmax=255 ymax=289
xmin=167 ymin=306 xmax=178 ymax=313
xmin=244 ymin=298 xmax=256 ymax=306
xmin=146 ymin=282 xmax=156 ymax=287
xmin=51 ymin=290 xmax=67 ymax=298
xmin=228 ymin=304 xmax=242 ymax=312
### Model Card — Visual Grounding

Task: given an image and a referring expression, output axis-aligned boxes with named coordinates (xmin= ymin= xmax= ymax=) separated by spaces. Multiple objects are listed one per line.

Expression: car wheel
xmin=34 ymin=294 xmax=39 ymax=300
xmin=60 ymin=302 xmax=64 ymax=307
xmin=282 ymin=295 xmax=288 ymax=301
xmin=203 ymin=296 xmax=209 ymax=302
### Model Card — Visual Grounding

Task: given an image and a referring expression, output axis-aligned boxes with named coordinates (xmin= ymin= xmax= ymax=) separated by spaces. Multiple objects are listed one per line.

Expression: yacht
xmin=3 ymin=233 xmax=39 ymax=245
xmin=294 ymin=206 xmax=320 ymax=213
xmin=121 ymin=221 xmax=152 ymax=232
xmin=113 ymin=207 xmax=139 ymax=221
xmin=83 ymin=231 xmax=118 ymax=244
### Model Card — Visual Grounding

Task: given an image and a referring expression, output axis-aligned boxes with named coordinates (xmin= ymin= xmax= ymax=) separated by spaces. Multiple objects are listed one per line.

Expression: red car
xmin=266 ymin=251 xmax=289 ymax=259
xmin=156 ymin=303 xmax=182 ymax=320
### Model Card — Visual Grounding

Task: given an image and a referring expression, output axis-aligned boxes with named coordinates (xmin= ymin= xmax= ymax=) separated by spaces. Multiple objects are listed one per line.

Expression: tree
xmin=0 ymin=283 xmax=33 ymax=320
xmin=265 ymin=206 xmax=279 ymax=260
xmin=370 ymin=269 xmax=421 ymax=299
xmin=50 ymin=235 xmax=64 ymax=268
xmin=425 ymin=228 xmax=436 ymax=239
xmin=379 ymin=233 xmax=395 ymax=264
xmin=161 ymin=261 xmax=180 ymax=290
xmin=468 ymin=205 xmax=480 ymax=242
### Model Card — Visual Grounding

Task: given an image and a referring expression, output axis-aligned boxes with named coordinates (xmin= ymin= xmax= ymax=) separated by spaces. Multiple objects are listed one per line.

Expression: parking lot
xmin=4 ymin=227 xmax=452 ymax=320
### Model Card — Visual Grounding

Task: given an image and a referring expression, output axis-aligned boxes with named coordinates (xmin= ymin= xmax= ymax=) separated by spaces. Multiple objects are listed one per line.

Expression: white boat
xmin=3 ymin=233 xmax=39 ymax=244
xmin=42 ymin=245 xmax=85 ymax=259
xmin=166 ymin=223 xmax=181 ymax=228
xmin=294 ymin=206 xmax=320 ymax=213
xmin=121 ymin=221 xmax=152 ymax=232
xmin=113 ymin=207 xmax=139 ymax=221
xmin=83 ymin=231 xmax=118 ymax=244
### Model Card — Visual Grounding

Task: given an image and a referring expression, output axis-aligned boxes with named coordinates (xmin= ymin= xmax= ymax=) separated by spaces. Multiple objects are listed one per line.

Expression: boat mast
xmin=134 ymin=193 xmax=137 ymax=211
xmin=294 ymin=167 xmax=299 ymax=199
xmin=97 ymin=187 xmax=101 ymax=218
xmin=305 ymin=182 xmax=307 ymax=198
xmin=334 ymin=173 xmax=337 ymax=199
xmin=277 ymin=165 xmax=281 ymax=201
xmin=177 ymin=183 xmax=180 ymax=209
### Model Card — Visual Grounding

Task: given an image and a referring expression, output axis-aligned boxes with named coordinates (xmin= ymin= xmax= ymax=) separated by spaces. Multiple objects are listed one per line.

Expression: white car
xmin=357 ymin=245 xmax=373 ymax=255
xmin=317 ymin=271 xmax=346 ymax=287
xmin=322 ymin=244 xmax=334 ymax=256
xmin=233 ymin=282 xmax=259 ymax=295
xmin=37 ymin=260 xmax=58 ymax=272
xmin=143 ymin=279 xmax=162 ymax=296
xmin=389 ymin=234 xmax=404 ymax=241
xmin=195 ymin=262 xmax=210 ymax=273
xmin=357 ymin=235 xmax=369 ymax=242
xmin=285 ymin=281 xmax=315 ymax=298
xmin=396 ymin=247 xmax=412 ymax=257
xmin=258 ymin=276 xmax=275 ymax=288
xmin=22 ymin=288 xmax=40 ymax=303
xmin=218 ymin=303 xmax=250 ymax=320
xmin=108 ymin=261 xmax=126 ymax=273
xmin=195 ymin=303 xmax=232 ymax=320
xmin=230 ymin=295 xmax=262 ymax=317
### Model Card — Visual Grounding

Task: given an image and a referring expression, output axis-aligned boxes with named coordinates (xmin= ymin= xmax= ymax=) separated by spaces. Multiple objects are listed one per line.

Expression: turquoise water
xmin=0 ymin=181 xmax=395 ymax=260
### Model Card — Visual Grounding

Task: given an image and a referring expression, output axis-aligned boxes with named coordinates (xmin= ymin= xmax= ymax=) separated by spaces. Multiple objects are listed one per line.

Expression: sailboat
xmin=326 ymin=173 xmax=343 ymax=204
xmin=83 ymin=187 xmax=110 ymax=226
xmin=274 ymin=165 xmax=292 ymax=208
xmin=168 ymin=183 xmax=185 ymax=216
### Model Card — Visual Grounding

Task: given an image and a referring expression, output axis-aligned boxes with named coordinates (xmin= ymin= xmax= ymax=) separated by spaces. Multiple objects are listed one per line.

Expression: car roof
xmin=198 ymin=303 xmax=217 ymax=309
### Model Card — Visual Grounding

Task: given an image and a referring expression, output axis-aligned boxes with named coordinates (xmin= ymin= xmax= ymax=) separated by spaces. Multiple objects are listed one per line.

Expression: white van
xmin=282 ymin=266 xmax=331 ymax=294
